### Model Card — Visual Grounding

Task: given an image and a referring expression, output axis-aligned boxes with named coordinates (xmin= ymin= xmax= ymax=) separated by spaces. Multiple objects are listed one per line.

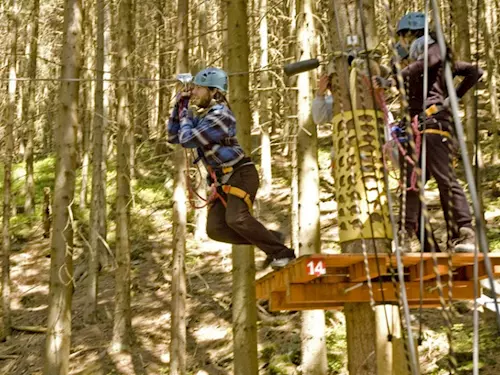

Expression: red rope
xmin=364 ymin=76 xmax=422 ymax=192
xmin=184 ymin=150 xmax=227 ymax=210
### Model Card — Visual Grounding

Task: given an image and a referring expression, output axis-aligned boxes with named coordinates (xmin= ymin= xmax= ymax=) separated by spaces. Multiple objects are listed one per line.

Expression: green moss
xmin=325 ymin=312 xmax=347 ymax=373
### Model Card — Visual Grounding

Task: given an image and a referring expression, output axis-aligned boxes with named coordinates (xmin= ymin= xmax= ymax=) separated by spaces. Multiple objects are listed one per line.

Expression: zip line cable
xmin=417 ymin=0 xmax=432 ymax=346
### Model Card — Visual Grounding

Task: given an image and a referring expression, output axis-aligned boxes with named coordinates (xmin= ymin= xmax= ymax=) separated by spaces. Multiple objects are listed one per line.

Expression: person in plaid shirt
xmin=168 ymin=67 xmax=295 ymax=269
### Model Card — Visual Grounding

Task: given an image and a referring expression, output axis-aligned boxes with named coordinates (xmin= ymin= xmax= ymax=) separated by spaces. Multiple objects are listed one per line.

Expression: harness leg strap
xmin=222 ymin=185 xmax=253 ymax=210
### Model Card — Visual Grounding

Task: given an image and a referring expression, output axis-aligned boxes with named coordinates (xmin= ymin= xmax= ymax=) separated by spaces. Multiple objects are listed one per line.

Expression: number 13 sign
xmin=306 ymin=259 xmax=326 ymax=276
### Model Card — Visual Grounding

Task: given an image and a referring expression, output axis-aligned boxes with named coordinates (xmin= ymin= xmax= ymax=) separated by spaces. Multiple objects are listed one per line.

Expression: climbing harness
xmin=431 ymin=0 xmax=500 ymax=335
xmin=185 ymin=152 xmax=254 ymax=211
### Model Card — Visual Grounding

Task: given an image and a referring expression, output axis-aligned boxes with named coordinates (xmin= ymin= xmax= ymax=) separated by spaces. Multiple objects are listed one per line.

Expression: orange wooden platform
xmin=255 ymin=253 xmax=500 ymax=311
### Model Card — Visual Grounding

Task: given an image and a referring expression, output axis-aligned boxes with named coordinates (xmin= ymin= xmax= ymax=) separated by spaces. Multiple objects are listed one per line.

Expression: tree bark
xmin=194 ymin=0 xmax=208 ymax=240
xmin=284 ymin=0 xmax=299 ymax=249
xmin=482 ymin=0 xmax=500 ymax=163
xmin=451 ymin=0 xmax=476 ymax=161
xmin=79 ymin=3 xmax=93 ymax=211
xmin=155 ymin=0 xmax=168 ymax=156
xmin=128 ymin=0 xmax=136 ymax=187
xmin=22 ymin=0 xmax=40 ymax=216
xmin=1 ymin=0 xmax=18 ymax=342
xmin=259 ymin=0 xmax=272 ymax=197
xmin=112 ymin=0 xmax=133 ymax=352
xmin=86 ymin=0 xmax=110 ymax=322
xmin=43 ymin=0 xmax=81 ymax=373
xmin=227 ymin=0 xmax=258 ymax=374
xmin=194 ymin=167 xmax=208 ymax=241
xmin=294 ymin=0 xmax=328 ymax=373
xmin=219 ymin=0 xmax=229 ymax=71
xmin=327 ymin=1 xmax=410 ymax=374
xmin=169 ymin=0 xmax=189 ymax=372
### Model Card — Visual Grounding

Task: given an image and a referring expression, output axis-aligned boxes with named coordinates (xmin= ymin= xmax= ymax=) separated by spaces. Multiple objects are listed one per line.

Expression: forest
xmin=0 ymin=0 xmax=499 ymax=374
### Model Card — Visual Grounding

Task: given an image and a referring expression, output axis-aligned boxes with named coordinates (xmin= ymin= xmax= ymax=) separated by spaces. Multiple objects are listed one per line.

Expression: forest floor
xmin=1 ymin=130 xmax=500 ymax=375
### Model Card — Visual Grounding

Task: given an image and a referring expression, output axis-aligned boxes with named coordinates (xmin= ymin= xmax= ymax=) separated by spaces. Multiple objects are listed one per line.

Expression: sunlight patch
xmin=193 ymin=325 xmax=228 ymax=342
xmin=160 ymin=351 xmax=170 ymax=363
xmin=485 ymin=208 xmax=500 ymax=221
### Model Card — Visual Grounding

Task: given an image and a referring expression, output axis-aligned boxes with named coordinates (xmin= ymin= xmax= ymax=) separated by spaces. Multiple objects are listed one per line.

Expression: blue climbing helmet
xmin=193 ymin=67 xmax=228 ymax=93
xmin=396 ymin=12 xmax=426 ymax=34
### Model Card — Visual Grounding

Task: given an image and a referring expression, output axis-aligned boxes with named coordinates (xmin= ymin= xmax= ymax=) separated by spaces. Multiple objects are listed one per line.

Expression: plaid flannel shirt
xmin=167 ymin=102 xmax=245 ymax=169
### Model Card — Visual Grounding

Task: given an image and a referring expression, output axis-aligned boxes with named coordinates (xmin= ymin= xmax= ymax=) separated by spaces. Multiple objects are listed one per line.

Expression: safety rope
xmin=377 ymin=1 xmax=458 ymax=373
xmin=184 ymin=150 xmax=223 ymax=210
xmin=430 ymin=0 xmax=500 ymax=335
xmin=355 ymin=4 xmax=421 ymax=374
xmin=333 ymin=0 xmax=405 ymax=349
xmin=328 ymin=50 xmax=377 ymax=313
xmin=351 ymin=64 xmax=397 ymax=315
xmin=418 ymin=0 xmax=431 ymax=348
xmin=411 ymin=8 xmax=457 ymax=372
xmin=472 ymin=0 xmax=482 ymax=372
xmin=330 ymin=3 xmax=380 ymax=322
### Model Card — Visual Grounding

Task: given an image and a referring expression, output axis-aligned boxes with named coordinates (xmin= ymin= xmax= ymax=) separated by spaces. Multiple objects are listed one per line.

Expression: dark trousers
xmin=206 ymin=164 xmax=288 ymax=257
xmin=402 ymin=118 xmax=472 ymax=250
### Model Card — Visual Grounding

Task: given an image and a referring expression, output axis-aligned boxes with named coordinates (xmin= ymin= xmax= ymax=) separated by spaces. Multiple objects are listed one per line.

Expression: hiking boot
xmin=269 ymin=248 xmax=296 ymax=270
xmin=258 ymin=256 xmax=274 ymax=270
xmin=453 ymin=227 xmax=476 ymax=253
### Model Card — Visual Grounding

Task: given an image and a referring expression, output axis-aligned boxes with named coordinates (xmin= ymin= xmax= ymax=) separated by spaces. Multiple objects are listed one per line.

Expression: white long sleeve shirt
xmin=312 ymin=95 xmax=334 ymax=125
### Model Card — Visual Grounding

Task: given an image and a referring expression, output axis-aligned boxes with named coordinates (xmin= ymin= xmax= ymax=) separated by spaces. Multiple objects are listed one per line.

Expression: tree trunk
xmin=43 ymin=0 xmax=81 ymax=373
xmin=227 ymin=1 xmax=258 ymax=374
xmin=219 ymin=0 xmax=229 ymax=70
xmin=294 ymin=0 xmax=328 ymax=373
xmin=285 ymin=0 xmax=299 ymax=249
xmin=259 ymin=0 xmax=272 ymax=197
xmin=1 ymin=0 xmax=18 ymax=342
xmin=134 ymin=1 xmax=149 ymax=142
xmin=112 ymin=0 xmax=133 ymax=352
xmin=128 ymin=0 xmax=136 ymax=188
xmin=22 ymin=0 xmax=40 ymax=216
xmin=43 ymin=84 xmax=56 ymax=154
xmin=86 ymin=0 xmax=110 ymax=323
xmin=451 ymin=0 xmax=476 ymax=161
xmin=169 ymin=0 xmax=189 ymax=372
xmin=483 ymin=0 xmax=500 ymax=164
xmin=194 ymin=167 xmax=208 ymax=241
xmin=79 ymin=5 xmax=93 ymax=210
xmin=327 ymin=1 xmax=412 ymax=374
xmin=193 ymin=0 xmax=208 ymax=240
xmin=155 ymin=0 xmax=169 ymax=156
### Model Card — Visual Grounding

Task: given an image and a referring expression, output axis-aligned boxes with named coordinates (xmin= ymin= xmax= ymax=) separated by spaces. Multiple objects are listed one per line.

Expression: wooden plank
xmin=255 ymin=254 xmax=500 ymax=301
xmin=458 ymin=262 xmax=488 ymax=281
xmin=268 ymin=291 xmax=449 ymax=311
xmin=269 ymin=291 xmax=345 ymax=311
xmin=287 ymin=281 xmax=477 ymax=304
xmin=494 ymin=264 xmax=500 ymax=276
xmin=349 ymin=258 xmax=388 ymax=282
xmin=287 ymin=256 xmax=323 ymax=283
xmin=407 ymin=258 xmax=449 ymax=281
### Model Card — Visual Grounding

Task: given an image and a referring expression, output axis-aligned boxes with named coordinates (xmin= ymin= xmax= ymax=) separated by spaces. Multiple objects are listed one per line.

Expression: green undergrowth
xmin=2 ymin=144 xmax=174 ymax=246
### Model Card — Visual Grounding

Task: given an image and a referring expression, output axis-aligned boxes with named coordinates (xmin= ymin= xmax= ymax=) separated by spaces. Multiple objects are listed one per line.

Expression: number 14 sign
xmin=306 ymin=259 xmax=326 ymax=276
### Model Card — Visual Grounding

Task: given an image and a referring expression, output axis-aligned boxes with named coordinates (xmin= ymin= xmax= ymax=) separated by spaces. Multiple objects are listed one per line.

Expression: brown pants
xmin=206 ymin=164 xmax=289 ymax=257
xmin=402 ymin=118 xmax=473 ymax=250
